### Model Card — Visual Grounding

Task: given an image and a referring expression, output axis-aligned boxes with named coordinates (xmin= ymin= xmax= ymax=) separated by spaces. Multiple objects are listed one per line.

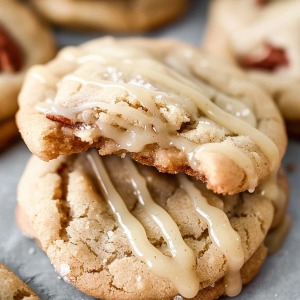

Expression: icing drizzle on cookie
xmin=87 ymin=150 xmax=199 ymax=298
xmin=88 ymin=150 xmax=245 ymax=298
xmin=177 ymin=174 xmax=244 ymax=297
xmin=33 ymin=42 xmax=280 ymax=195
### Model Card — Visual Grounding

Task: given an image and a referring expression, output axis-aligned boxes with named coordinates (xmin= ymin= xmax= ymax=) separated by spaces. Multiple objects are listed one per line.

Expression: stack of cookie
xmin=0 ymin=0 xmax=56 ymax=150
xmin=16 ymin=37 xmax=289 ymax=299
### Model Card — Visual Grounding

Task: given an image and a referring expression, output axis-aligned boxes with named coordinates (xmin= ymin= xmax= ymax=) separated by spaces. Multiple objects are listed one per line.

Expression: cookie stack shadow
xmin=15 ymin=37 xmax=290 ymax=300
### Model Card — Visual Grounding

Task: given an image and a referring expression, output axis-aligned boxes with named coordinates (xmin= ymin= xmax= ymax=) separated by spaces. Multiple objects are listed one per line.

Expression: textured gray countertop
xmin=0 ymin=1 xmax=299 ymax=299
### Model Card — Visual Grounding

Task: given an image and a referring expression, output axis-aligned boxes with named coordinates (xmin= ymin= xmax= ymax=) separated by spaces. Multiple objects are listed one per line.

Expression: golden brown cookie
xmin=30 ymin=0 xmax=189 ymax=33
xmin=16 ymin=153 xmax=288 ymax=300
xmin=0 ymin=263 xmax=40 ymax=300
xmin=0 ymin=0 xmax=56 ymax=148
xmin=203 ymin=0 xmax=300 ymax=132
xmin=17 ymin=37 xmax=287 ymax=195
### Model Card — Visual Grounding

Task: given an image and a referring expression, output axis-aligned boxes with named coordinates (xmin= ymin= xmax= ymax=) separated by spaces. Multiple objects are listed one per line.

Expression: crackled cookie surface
xmin=30 ymin=0 xmax=188 ymax=33
xmin=204 ymin=0 xmax=300 ymax=127
xmin=0 ymin=263 xmax=40 ymax=300
xmin=17 ymin=38 xmax=287 ymax=194
xmin=0 ymin=0 xmax=56 ymax=148
xmin=17 ymin=153 xmax=288 ymax=300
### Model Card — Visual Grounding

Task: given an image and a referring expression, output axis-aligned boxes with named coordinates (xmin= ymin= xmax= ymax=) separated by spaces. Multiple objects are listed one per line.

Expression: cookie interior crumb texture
xmin=17 ymin=37 xmax=287 ymax=195
xmin=16 ymin=153 xmax=289 ymax=300
xmin=0 ymin=262 xmax=40 ymax=300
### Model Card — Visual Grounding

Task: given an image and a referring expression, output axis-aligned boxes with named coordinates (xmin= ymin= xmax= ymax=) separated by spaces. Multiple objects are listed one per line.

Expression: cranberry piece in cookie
xmin=239 ymin=45 xmax=289 ymax=71
xmin=0 ymin=26 xmax=23 ymax=72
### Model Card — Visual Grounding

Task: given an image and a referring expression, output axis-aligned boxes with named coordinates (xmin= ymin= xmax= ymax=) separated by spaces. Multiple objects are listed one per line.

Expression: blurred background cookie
xmin=0 ymin=262 xmax=40 ymax=300
xmin=29 ymin=0 xmax=190 ymax=33
xmin=203 ymin=0 xmax=300 ymax=136
xmin=0 ymin=0 xmax=56 ymax=150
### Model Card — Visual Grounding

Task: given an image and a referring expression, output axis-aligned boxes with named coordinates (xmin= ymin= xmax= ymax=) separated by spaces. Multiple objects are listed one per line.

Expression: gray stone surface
xmin=0 ymin=1 xmax=299 ymax=299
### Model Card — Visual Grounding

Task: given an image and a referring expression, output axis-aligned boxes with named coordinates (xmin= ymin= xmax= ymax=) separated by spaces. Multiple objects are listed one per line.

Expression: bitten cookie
xmin=17 ymin=37 xmax=287 ymax=195
xmin=30 ymin=0 xmax=189 ymax=33
xmin=204 ymin=0 xmax=300 ymax=134
xmin=0 ymin=0 xmax=56 ymax=149
xmin=16 ymin=153 xmax=288 ymax=300
xmin=0 ymin=263 xmax=40 ymax=300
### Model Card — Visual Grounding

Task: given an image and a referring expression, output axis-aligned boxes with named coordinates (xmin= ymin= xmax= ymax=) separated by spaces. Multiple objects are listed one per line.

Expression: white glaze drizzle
xmin=87 ymin=150 xmax=199 ymax=298
xmin=177 ymin=174 xmax=244 ymax=297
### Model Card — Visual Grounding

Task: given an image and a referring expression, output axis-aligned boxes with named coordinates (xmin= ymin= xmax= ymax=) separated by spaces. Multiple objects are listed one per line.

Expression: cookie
xmin=17 ymin=37 xmax=287 ymax=195
xmin=0 ymin=262 xmax=40 ymax=300
xmin=0 ymin=0 xmax=56 ymax=148
xmin=203 ymin=0 xmax=300 ymax=133
xmin=30 ymin=0 xmax=189 ymax=33
xmin=16 ymin=152 xmax=288 ymax=300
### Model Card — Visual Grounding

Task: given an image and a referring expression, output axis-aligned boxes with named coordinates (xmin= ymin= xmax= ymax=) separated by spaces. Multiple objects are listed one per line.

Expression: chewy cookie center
xmin=0 ymin=25 xmax=23 ymax=73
